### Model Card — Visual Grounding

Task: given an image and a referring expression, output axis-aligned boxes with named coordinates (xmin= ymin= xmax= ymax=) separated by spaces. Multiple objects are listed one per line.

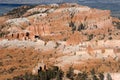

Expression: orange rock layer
xmin=1 ymin=3 xmax=114 ymax=44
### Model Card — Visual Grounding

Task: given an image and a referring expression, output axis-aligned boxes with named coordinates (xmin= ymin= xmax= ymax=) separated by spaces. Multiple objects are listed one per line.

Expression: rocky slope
xmin=0 ymin=3 xmax=118 ymax=44
xmin=0 ymin=3 xmax=120 ymax=80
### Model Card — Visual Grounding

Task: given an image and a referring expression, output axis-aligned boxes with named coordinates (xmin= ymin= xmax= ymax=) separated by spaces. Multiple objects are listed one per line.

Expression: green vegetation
xmin=114 ymin=22 xmax=120 ymax=29
xmin=0 ymin=31 xmax=9 ymax=38
xmin=9 ymin=66 xmax=63 ymax=80
xmin=8 ymin=67 xmax=108 ymax=80
xmin=66 ymin=67 xmax=74 ymax=80
xmin=75 ymin=72 xmax=88 ymax=80
xmin=5 ymin=5 xmax=35 ymax=18
xmin=78 ymin=23 xmax=85 ymax=31
xmin=69 ymin=21 xmax=76 ymax=32
xmin=88 ymin=34 xmax=94 ymax=40
xmin=0 ymin=32 xmax=5 ymax=37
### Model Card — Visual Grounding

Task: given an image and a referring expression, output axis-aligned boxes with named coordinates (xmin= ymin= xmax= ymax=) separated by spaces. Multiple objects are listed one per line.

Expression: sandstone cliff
xmin=0 ymin=3 xmax=116 ymax=45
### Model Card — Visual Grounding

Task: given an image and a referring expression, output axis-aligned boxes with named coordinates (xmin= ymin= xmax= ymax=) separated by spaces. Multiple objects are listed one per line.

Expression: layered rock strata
xmin=0 ymin=3 xmax=114 ymax=45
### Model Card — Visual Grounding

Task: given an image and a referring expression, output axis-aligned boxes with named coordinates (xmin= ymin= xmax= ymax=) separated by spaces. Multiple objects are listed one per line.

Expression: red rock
xmin=0 ymin=3 xmax=115 ymax=42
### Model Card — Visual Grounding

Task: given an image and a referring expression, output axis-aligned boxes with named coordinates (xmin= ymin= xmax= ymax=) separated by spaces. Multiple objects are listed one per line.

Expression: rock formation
xmin=0 ymin=3 xmax=120 ymax=80
xmin=0 ymin=3 xmax=115 ymax=45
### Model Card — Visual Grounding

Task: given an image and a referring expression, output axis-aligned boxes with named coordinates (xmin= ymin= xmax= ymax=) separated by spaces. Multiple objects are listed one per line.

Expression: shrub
xmin=66 ymin=67 xmax=74 ymax=80
xmin=12 ymin=66 xmax=64 ymax=80
xmin=10 ymin=67 xmax=106 ymax=80
xmin=99 ymin=73 xmax=104 ymax=80
xmin=78 ymin=23 xmax=85 ymax=31
xmin=75 ymin=72 xmax=87 ymax=80
xmin=107 ymin=73 xmax=112 ymax=80
xmin=88 ymin=34 xmax=94 ymax=40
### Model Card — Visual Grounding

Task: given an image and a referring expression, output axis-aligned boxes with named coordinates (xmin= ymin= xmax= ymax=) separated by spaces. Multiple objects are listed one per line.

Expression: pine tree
xmin=66 ymin=67 xmax=74 ymax=80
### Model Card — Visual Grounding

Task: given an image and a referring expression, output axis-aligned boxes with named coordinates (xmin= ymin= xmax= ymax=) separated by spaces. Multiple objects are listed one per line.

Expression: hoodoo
xmin=0 ymin=3 xmax=114 ymax=44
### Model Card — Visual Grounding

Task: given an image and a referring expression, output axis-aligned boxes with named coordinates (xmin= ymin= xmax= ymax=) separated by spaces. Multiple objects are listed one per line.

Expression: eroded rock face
xmin=0 ymin=3 xmax=114 ymax=44
xmin=0 ymin=3 xmax=120 ymax=80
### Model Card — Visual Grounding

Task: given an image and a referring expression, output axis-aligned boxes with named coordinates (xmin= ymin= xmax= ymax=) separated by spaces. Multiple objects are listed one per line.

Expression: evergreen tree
xmin=66 ymin=67 xmax=74 ymax=80
xmin=99 ymin=73 xmax=104 ymax=80
xmin=107 ymin=73 xmax=112 ymax=80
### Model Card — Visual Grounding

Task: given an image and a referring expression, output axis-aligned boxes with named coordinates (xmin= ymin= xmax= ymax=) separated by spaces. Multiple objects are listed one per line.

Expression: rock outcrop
xmin=0 ymin=3 xmax=115 ymax=44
